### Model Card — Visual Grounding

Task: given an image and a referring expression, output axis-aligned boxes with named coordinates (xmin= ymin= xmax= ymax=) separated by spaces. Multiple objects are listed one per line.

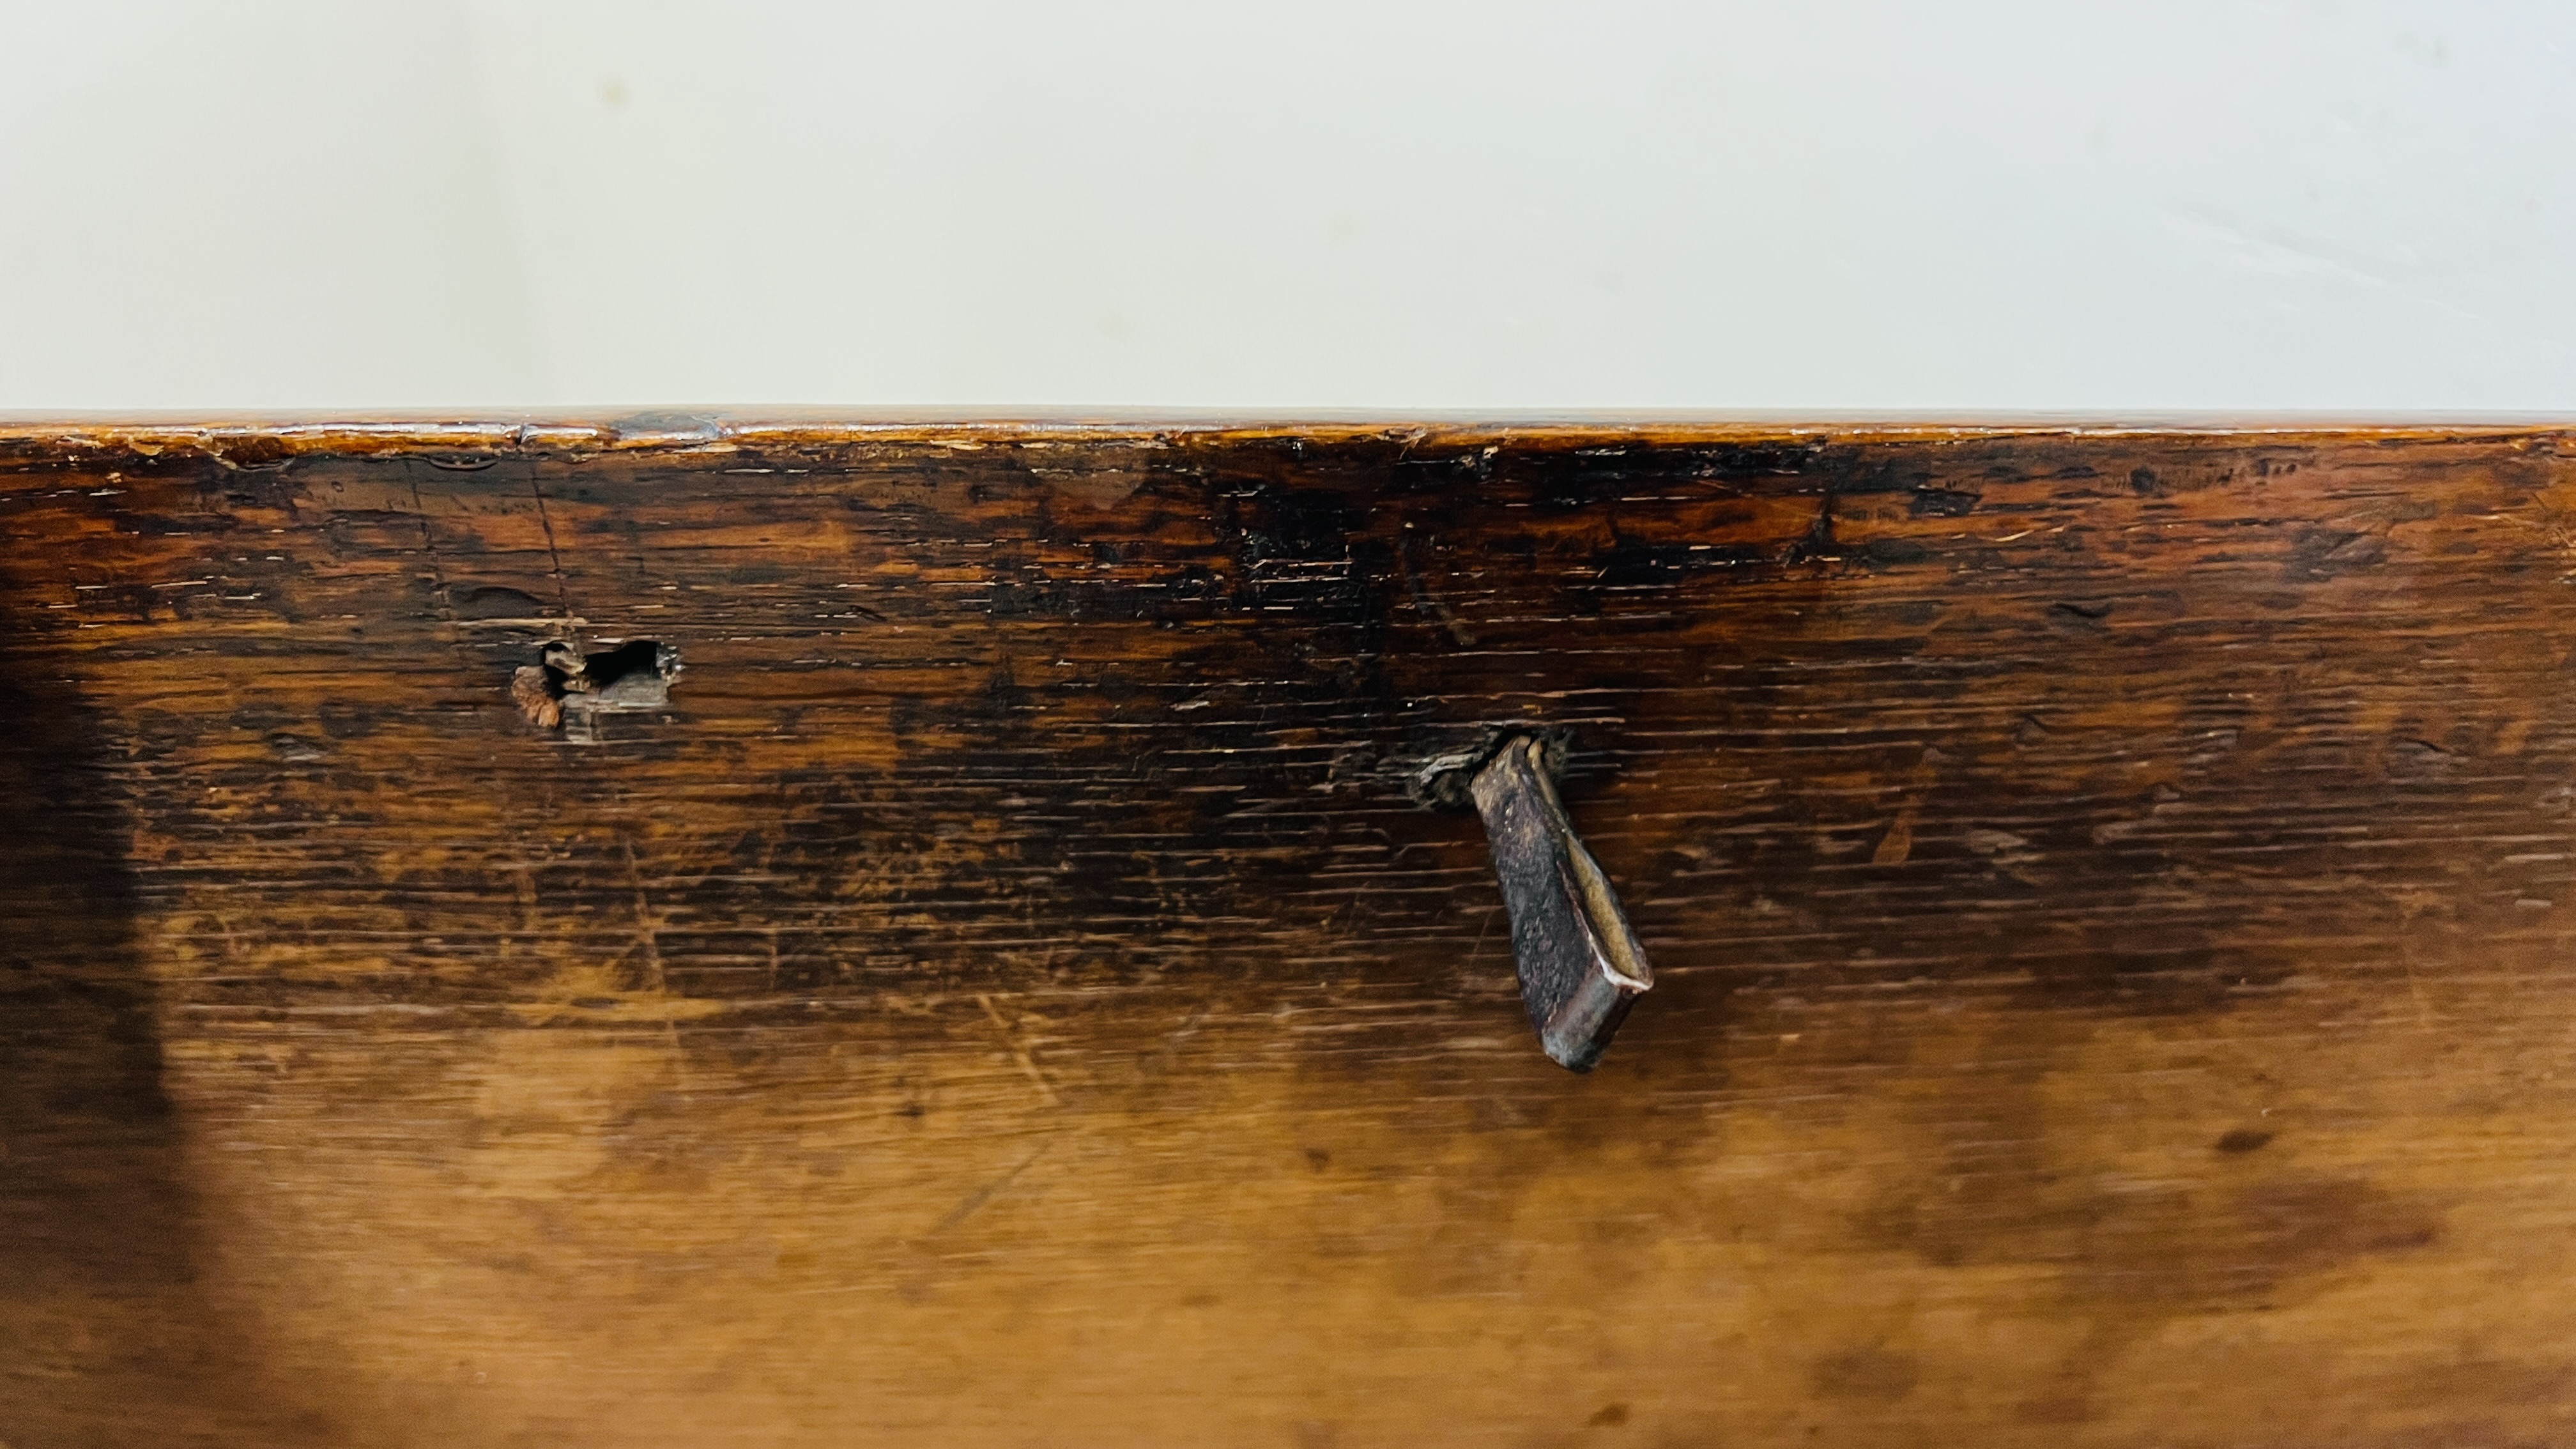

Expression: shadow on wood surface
xmin=0 ymin=615 xmax=328 ymax=1446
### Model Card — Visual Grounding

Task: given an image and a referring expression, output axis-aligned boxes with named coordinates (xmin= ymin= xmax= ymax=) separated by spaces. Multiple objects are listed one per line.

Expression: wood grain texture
xmin=6 ymin=417 xmax=2576 ymax=1446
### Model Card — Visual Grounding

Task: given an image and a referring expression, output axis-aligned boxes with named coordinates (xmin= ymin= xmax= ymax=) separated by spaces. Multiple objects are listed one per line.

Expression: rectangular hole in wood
xmin=510 ymin=639 xmax=680 ymax=730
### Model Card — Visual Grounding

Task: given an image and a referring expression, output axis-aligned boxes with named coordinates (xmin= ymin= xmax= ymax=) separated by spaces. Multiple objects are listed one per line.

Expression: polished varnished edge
xmin=3 ymin=413 xmax=2575 ymax=463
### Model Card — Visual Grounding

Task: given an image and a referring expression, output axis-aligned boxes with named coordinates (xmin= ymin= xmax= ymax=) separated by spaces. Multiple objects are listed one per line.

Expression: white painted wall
xmin=1 ymin=1 xmax=2568 ymax=411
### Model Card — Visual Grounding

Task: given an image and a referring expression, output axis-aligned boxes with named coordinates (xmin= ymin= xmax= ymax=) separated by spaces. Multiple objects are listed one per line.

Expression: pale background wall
xmin=0 ymin=1 xmax=2568 ymax=413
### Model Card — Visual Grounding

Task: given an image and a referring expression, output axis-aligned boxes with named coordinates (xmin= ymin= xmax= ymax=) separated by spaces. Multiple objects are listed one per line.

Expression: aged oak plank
xmin=4 ymin=417 xmax=2576 ymax=1446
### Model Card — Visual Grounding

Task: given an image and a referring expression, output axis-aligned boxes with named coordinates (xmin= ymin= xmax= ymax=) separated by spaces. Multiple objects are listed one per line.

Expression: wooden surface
xmin=6 ymin=417 xmax=2576 ymax=1446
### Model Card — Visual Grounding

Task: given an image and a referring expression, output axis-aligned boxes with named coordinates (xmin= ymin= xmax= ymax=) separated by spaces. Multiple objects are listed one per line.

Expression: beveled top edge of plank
xmin=2 ymin=410 xmax=2574 ymax=460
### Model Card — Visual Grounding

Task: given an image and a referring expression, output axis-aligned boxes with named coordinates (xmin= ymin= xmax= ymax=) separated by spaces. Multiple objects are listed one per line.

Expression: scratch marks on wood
xmin=9 ymin=420 xmax=2576 ymax=1443
xmin=622 ymin=838 xmax=668 ymax=997
xmin=925 ymin=1140 xmax=1055 ymax=1241
xmin=528 ymin=477 xmax=573 ymax=620
xmin=976 ymin=993 xmax=1061 ymax=1107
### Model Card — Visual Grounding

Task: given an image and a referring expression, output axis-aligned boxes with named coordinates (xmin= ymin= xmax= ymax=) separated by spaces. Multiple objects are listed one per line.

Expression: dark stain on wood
xmin=4 ymin=418 xmax=2576 ymax=1445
